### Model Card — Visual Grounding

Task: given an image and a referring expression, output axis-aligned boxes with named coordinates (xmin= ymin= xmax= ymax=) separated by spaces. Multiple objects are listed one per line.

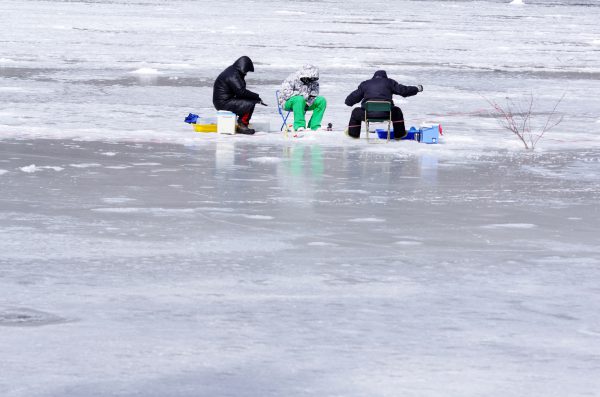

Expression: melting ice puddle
xmin=349 ymin=218 xmax=386 ymax=223
xmin=0 ymin=308 xmax=68 ymax=327
xmin=482 ymin=223 xmax=537 ymax=229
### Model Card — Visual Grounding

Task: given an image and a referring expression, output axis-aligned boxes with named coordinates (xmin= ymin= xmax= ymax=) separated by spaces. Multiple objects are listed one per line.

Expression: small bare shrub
xmin=485 ymin=93 xmax=565 ymax=150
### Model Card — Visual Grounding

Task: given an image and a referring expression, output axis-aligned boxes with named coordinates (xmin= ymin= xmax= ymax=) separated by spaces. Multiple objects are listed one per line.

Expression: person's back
xmin=213 ymin=56 xmax=256 ymax=109
xmin=345 ymin=70 xmax=422 ymax=139
xmin=212 ymin=64 xmax=237 ymax=107
xmin=345 ymin=70 xmax=418 ymax=108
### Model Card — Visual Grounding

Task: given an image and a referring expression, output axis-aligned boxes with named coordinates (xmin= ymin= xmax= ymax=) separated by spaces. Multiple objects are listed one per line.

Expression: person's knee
xmin=284 ymin=96 xmax=305 ymax=111
xmin=391 ymin=106 xmax=404 ymax=121
xmin=313 ymin=96 xmax=327 ymax=108
xmin=293 ymin=95 xmax=306 ymax=107
xmin=350 ymin=107 xmax=364 ymax=121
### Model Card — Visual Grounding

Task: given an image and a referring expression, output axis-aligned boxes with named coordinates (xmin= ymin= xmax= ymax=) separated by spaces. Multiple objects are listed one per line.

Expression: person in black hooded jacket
xmin=345 ymin=70 xmax=423 ymax=139
xmin=213 ymin=56 xmax=265 ymax=134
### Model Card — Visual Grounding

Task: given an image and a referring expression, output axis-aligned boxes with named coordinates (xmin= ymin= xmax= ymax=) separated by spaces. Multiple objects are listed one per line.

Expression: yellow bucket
xmin=193 ymin=123 xmax=217 ymax=133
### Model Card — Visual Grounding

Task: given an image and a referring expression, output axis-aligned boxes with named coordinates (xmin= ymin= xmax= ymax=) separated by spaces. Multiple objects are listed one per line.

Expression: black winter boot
xmin=236 ymin=122 xmax=255 ymax=135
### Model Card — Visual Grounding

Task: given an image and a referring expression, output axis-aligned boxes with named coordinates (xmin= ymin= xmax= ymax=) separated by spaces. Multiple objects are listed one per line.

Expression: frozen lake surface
xmin=1 ymin=0 xmax=600 ymax=396
xmin=1 ymin=139 xmax=600 ymax=396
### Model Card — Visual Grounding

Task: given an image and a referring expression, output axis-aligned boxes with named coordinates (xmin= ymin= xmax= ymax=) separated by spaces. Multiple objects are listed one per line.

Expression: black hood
xmin=232 ymin=56 xmax=254 ymax=74
xmin=373 ymin=70 xmax=388 ymax=79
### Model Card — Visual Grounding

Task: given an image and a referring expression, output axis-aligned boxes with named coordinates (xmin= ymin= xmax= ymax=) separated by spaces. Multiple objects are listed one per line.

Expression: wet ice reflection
xmin=1 ymin=138 xmax=600 ymax=396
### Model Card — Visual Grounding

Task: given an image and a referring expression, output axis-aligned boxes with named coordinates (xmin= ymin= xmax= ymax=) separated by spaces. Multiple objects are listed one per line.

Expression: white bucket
xmin=217 ymin=111 xmax=236 ymax=134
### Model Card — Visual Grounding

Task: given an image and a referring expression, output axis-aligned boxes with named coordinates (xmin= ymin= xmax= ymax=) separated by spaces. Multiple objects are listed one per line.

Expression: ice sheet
xmin=2 ymin=0 xmax=600 ymax=396
xmin=1 ymin=138 xmax=600 ymax=397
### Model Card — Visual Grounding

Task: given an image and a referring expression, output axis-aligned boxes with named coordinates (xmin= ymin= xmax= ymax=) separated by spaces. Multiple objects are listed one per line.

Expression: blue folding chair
xmin=276 ymin=90 xmax=291 ymax=132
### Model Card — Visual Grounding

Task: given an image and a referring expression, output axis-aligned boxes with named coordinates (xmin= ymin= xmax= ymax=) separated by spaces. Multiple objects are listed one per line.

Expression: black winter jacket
xmin=213 ymin=56 xmax=260 ymax=109
xmin=345 ymin=70 xmax=418 ymax=107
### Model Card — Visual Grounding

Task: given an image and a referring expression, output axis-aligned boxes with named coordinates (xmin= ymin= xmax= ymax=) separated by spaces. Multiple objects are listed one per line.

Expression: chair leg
xmin=387 ymin=120 xmax=391 ymax=142
xmin=280 ymin=112 xmax=290 ymax=133
xmin=364 ymin=109 xmax=368 ymax=141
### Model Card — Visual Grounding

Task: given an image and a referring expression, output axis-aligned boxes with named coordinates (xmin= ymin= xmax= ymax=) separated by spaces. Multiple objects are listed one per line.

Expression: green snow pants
xmin=284 ymin=95 xmax=327 ymax=131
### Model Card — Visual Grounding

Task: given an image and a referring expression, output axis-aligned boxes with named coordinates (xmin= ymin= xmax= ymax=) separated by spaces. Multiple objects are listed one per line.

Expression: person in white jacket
xmin=279 ymin=64 xmax=327 ymax=131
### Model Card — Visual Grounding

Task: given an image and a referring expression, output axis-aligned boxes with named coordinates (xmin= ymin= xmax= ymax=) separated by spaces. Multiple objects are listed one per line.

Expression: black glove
xmin=417 ymin=85 xmax=423 ymax=92
xmin=257 ymin=99 xmax=268 ymax=106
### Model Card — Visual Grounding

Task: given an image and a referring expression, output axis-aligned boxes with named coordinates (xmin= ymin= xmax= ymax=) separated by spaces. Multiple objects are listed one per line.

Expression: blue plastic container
xmin=375 ymin=125 xmax=439 ymax=142
xmin=419 ymin=125 xmax=440 ymax=144
xmin=406 ymin=126 xmax=419 ymax=140
xmin=375 ymin=128 xmax=394 ymax=139
xmin=375 ymin=128 xmax=419 ymax=140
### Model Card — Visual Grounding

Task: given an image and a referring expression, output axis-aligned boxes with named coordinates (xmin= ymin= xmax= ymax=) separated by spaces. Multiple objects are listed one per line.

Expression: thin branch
xmin=483 ymin=92 xmax=565 ymax=150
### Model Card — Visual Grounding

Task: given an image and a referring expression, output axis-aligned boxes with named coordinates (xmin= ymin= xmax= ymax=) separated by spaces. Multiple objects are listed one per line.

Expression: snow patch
xmin=242 ymin=214 xmax=274 ymax=220
xmin=19 ymin=164 xmax=64 ymax=173
xmin=102 ymin=197 xmax=136 ymax=204
xmin=0 ymin=87 xmax=24 ymax=92
xmin=337 ymin=189 xmax=369 ymax=194
xmin=349 ymin=218 xmax=386 ymax=223
xmin=394 ymin=240 xmax=424 ymax=246
xmin=91 ymin=207 xmax=196 ymax=215
xmin=307 ymin=241 xmax=338 ymax=247
xmin=274 ymin=10 xmax=307 ymax=15
xmin=482 ymin=223 xmax=537 ymax=229
xmin=69 ymin=163 xmax=102 ymax=168
xmin=0 ymin=169 xmax=8 ymax=175
xmin=132 ymin=162 xmax=162 ymax=166
xmin=100 ymin=152 xmax=117 ymax=156
xmin=130 ymin=68 xmax=160 ymax=75
xmin=247 ymin=157 xmax=282 ymax=164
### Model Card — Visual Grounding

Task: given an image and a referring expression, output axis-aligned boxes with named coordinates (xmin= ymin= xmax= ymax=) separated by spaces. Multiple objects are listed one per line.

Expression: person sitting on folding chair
xmin=345 ymin=70 xmax=423 ymax=139
xmin=278 ymin=64 xmax=327 ymax=132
